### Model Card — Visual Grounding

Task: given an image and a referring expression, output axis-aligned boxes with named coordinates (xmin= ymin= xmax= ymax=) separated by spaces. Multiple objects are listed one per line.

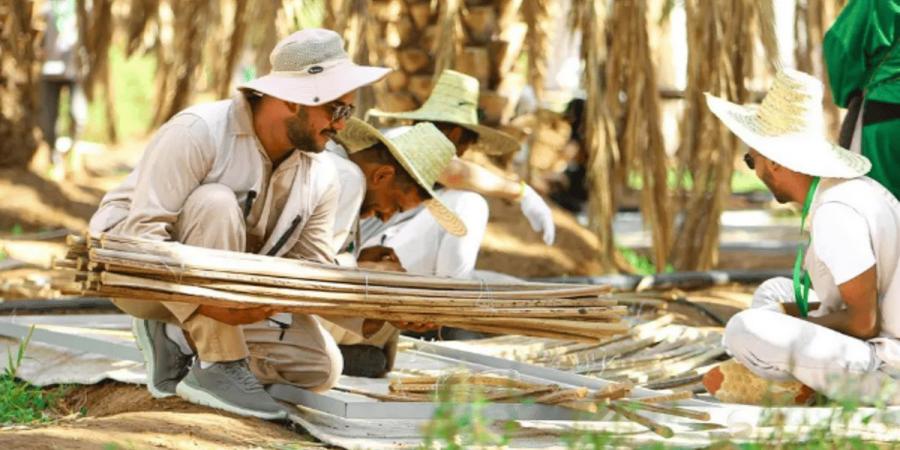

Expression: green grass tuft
xmin=0 ymin=327 xmax=65 ymax=425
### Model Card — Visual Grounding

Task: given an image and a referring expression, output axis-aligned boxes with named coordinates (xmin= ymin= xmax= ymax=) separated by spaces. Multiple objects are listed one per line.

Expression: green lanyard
xmin=793 ymin=176 xmax=821 ymax=317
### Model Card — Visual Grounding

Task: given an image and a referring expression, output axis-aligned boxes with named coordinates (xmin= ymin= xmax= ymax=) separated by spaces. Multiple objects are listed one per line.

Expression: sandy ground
xmin=0 ymin=384 xmax=322 ymax=449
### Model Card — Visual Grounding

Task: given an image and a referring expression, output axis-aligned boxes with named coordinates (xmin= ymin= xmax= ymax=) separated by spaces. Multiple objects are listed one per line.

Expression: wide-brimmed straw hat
xmin=366 ymin=70 xmax=520 ymax=155
xmin=335 ymin=118 xmax=467 ymax=237
xmin=239 ymin=29 xmax=390 ymax=106
xmin=705 ymin=69 xmax=870 ymax=179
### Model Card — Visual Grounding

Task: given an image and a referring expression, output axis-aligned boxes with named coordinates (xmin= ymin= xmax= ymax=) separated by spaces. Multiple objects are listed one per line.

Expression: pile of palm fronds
xmin=58 ymin=233 xmax=629 ymax=342
xmin=366 ymin=372 xmax=709 ymax=438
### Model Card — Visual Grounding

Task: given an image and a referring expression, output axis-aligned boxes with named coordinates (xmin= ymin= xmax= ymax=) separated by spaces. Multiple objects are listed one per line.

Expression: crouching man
xmin=89 ymin=29 xmax=390 ymax=419
xmin=706 ymin=69 xmax=900 ymax=404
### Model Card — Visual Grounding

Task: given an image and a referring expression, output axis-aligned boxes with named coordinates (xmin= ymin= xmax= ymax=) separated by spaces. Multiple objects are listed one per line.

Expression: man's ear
xmin=283 ymin=100 xmax=301 ymax=115
xmin=370 ymin=164 xmax=396 ymax=188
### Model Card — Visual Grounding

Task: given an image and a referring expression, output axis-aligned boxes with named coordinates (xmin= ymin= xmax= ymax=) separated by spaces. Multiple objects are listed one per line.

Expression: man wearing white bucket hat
xmin=705 ymin=69 xmax=900 ymax=404
xmin=89 ymin=28 xmax=390 ymax=419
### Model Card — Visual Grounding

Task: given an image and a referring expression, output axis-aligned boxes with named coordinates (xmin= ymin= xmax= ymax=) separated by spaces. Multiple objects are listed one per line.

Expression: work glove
xmin=519 ymin=184 xmax=556 ymax=245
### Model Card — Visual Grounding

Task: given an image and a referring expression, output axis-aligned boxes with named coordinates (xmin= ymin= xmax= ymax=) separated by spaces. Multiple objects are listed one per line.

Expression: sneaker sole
xmin=175 ymin=380 xmax=287 ymax=421
xmin=132 ymin=319 xmax=175 ymax=399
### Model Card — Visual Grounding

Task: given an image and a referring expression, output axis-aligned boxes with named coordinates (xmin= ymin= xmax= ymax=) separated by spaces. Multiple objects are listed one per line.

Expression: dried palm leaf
xmin=672 ymin=0 xmax=777 ymax=270
xmin=522 ymin=0 xmax=551 ymax=101
xmin=579 ymin=0 xmax=617 ymax=273
xmin=606 ymin=0 xmax=672 ymax=271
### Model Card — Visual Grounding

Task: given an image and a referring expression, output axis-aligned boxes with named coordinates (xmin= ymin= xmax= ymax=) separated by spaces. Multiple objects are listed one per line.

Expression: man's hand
xmin=197 ymin=305 xmax=274 ymax=325
xmin=358 ymin=245 xmax=406 ymax=272
xmin=519 ymin=185 xmax=556 ymax=245
xmin=390 ymin=320 xmax=439 ymax=333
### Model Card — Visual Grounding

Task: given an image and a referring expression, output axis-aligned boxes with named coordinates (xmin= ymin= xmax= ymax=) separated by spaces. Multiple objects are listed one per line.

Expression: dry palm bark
xmin=369 ymin=0 xmax=529 ymax=127
xmin=672 ymin=0 xmax=780 ymax=270
xmin=0 ymin=0 xmax=43 ymax=169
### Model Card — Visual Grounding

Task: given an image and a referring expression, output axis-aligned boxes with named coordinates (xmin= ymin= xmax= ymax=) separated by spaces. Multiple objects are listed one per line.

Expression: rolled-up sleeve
xmin=117 ymin=116 xmax=214 ymax=240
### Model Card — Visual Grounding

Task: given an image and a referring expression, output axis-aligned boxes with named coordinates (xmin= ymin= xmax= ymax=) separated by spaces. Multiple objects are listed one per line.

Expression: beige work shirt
xmin=90 ymin=93 xmax=338 ymax=262
xmin=90 ymin=93 xmax=365 ymax=337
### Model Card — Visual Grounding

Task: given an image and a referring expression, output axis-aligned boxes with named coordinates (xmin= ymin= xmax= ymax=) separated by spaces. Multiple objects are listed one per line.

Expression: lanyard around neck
xmin=793 ymin=176 xmax=821 ymax=317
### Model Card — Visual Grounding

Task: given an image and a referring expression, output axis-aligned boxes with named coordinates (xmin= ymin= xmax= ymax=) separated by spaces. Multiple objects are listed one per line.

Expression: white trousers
xmin=724 ymin=277 xmax=900 ymax=404
xmin=361 ymin=189 xmax=489 ymax=278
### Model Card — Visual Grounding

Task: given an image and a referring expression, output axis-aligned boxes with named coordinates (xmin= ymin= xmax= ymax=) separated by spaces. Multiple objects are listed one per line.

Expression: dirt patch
xmin=0 ymin=383 xmax=323 ymax=449
xmin=477 ymin=196 xmax=603 ymax=278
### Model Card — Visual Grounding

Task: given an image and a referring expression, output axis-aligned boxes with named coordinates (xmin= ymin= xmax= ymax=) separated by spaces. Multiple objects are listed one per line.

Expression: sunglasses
xmin=743 ymin=152 xmax=755 ymax=170
xmin=327 ymin=102 xmax=355 ymax=123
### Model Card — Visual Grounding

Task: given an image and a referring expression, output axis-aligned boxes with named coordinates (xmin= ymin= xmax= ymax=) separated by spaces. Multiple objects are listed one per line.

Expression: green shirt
xmin=824 ymin=0 xmax=900 ymax=106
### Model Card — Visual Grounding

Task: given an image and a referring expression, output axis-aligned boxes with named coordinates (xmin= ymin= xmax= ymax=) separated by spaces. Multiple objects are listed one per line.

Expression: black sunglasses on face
xmin=328 ymin=103 xmax=355 ymax=122
xmin=743 ymin=152 xmax=755 ymax=170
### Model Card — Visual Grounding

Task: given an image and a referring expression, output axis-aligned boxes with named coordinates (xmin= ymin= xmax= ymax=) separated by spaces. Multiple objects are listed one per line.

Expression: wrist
xmin=513 ymin=180 xmax=527 ymax=202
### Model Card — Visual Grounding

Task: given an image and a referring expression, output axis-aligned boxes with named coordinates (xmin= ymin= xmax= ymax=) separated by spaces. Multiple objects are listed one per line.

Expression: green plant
xmin=0 ymin=327 xmax=64 ymax=425
xmin=422 ymin=383 xmax=516 ymax=449
xmin=618 ymin=246 xmax=674 ymax=275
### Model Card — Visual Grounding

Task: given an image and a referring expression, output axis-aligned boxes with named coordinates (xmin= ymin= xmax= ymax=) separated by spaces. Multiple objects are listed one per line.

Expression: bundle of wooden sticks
xmin=57 ymin=233 xmax=627 ymax=342
xmin=335 ymin=373 xmax=709 ymax=438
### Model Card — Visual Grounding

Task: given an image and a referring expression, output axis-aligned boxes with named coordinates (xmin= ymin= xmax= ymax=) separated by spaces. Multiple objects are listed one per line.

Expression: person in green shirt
xmin=824 ymin=0 xmax=900 ymax=199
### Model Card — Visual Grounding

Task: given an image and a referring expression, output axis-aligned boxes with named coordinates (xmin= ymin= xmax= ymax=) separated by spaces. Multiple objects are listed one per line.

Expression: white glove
xmin=519 ymin=185 xmax=556 ymax=245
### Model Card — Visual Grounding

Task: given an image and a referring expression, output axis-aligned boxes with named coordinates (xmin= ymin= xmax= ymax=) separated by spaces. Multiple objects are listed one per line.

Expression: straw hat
xmin=705 ymin=69 xmax=870 ymax=179
xmin=239 ymin=29 xmax=390 ymax=106
xmin=335 ymin=118 xmax=467 ymax=237
xmin=366 ymin=70 xmax=520 ymax=155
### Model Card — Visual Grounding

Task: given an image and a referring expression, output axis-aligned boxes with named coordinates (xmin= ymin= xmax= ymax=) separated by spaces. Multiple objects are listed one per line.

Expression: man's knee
xmin=283 ymin=340 xmax=343 ymax=392
xmin=183 ymin=184 xmax=243 ymax=224
xmin=723 ymin=309 xmax=765 ymax=355
xmin=176 ymin=183 xmax=245 ymax=249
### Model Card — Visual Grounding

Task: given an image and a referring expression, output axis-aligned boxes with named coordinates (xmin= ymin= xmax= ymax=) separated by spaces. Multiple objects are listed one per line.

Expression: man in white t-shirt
xmin=705 ymin=69 xmax=900 ymax=404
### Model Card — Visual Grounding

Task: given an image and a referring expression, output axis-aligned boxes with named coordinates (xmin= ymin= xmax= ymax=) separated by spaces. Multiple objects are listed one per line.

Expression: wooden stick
xmin=634 ymin=391 xmax=693 ymax=404
xmin=607 ymin=403 xmax=674 ymax=438
xmin=615 ymin=400 xmax=710 ymax=422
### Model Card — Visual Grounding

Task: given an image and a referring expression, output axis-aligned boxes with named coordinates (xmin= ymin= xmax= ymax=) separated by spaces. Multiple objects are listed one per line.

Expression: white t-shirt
xmin=805 ymin=177 xmax=900 ymax=370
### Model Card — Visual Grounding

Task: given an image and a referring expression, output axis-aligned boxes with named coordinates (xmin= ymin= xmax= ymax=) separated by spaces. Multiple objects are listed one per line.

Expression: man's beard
xmin=285 ymin=108 xmax=332 ymax=153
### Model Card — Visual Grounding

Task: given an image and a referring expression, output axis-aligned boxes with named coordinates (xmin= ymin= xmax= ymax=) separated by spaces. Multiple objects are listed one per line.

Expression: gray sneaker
xmin=175 ymin=359 xmax=287 ymax=420
xmin=132 ymin=319 xmax=192 ymax=398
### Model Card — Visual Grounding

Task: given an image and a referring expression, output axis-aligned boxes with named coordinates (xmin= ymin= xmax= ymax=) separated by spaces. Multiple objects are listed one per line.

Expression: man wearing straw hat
xmin=314 ymin=118 xmax=461 ymax=377
xmin=361 ymin=70 xmax=556 ymax=280
xmin=89 ymin=29 xmax=390 ymax=419
xmin=704 ymin=69 xmax=900 ymax=405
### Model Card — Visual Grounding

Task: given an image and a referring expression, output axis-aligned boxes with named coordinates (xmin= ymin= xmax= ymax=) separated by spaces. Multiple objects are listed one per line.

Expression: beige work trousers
xmin=110 ymin=183 xmax=342 ymax=390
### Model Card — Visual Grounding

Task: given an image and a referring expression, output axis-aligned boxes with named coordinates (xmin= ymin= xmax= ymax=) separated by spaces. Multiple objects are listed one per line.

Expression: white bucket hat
xmin=335 ymin=118 xmax=467 ymax=237
xmin=705 ymin=69 xmax=870 ymax=179
xmin=239 ymin=29 xmax=391 ymax=106
xmin=366 ymin=70 xmax=520 ymax=155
